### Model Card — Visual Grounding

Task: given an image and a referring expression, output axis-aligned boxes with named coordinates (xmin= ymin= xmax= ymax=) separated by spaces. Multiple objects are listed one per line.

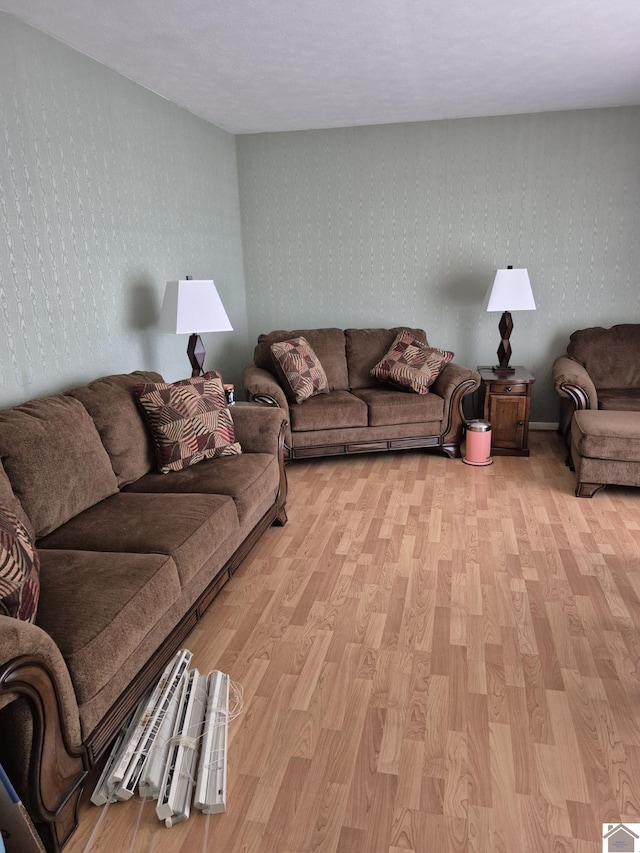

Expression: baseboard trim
xmin=530 ymin=422 xmax=559 ymax=431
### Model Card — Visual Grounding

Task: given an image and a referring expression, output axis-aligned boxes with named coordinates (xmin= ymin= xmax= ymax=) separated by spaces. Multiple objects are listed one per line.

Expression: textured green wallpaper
xmin=236 ymin=110 xmax=640 ymax=421
xmin=3 ymin=11 xmax=639 ymax=422
xmin=0 ymin=13 xmax=247 ymax=406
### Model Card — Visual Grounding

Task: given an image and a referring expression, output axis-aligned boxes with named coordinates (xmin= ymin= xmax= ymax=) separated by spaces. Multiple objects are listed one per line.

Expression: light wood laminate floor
xmin=66 ymin=431 xmax=640 ymax=852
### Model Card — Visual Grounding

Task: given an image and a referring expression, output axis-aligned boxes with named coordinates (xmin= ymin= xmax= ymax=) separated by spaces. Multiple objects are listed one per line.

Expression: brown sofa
xmin=0 ymin=371 xmax=288 ymax=852
xmin=552 ymin=323 xmax=640 ymax=442
xmin=242 ymin=327 xmax=480 ymax=459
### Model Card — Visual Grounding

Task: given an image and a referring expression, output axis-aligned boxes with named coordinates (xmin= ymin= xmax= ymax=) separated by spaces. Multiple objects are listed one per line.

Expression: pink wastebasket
xmin=463 ymin=419 xmax=493 ymax=466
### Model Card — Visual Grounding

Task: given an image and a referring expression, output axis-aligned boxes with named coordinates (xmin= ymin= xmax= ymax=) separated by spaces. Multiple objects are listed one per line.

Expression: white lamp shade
xmin=159 ymin=280 xmax=233 ymax=334
xmin=484 ymin=268 xmax=536 ymax=312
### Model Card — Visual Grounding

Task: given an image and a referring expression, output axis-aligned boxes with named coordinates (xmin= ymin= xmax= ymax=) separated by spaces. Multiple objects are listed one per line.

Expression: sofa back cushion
xmin=68 ymin=371 xmax=163 ymax=486
xmin=254 ymin=329 xmax=349 ymax=391
xmin=0 ymin=395 xmax=118 ymax=538
xmin=0 ymin=458 xmax=34 ymax=540
xmin=345 ymin=327 xmax=428 ymax=389
xmin=567 ymin=325 xmax=640 ymax=390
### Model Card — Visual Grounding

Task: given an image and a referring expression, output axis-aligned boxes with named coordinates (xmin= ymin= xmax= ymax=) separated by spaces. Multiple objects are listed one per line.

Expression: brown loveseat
xmin=242 ymin=327 xmax=480 ymax=459
xmin=0 ymin=371 xmax=288 ymax=851
xmin=552 ymin=324 xmax=640 ymax=442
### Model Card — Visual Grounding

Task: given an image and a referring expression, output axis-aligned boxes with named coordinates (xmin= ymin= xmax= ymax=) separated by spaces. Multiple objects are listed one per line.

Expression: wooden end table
xmin=477 ymin=366 xmax=535 ymax=456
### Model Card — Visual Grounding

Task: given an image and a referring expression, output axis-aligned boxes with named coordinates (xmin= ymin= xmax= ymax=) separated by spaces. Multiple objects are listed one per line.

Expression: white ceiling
xmin=2 ymin=0 xmax=640 ymax=134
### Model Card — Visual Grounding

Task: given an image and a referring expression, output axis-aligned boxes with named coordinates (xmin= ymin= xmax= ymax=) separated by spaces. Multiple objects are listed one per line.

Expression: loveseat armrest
xmin=432 ymin=363 xmax=481 ymax=457
xmin=242 ymin=365 xmax=290 ymax=411
xmin=0 ymin=617 xmax=87 ymax=850
xmin=432 ymin=362 xmax=481 ymax=402
xmin=242 ymin=366 xmax=292 ymax=446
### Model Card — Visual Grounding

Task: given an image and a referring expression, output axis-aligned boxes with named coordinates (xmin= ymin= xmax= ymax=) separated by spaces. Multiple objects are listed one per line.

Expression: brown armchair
xmin=553 ymin=324 xmax=640 ymax=443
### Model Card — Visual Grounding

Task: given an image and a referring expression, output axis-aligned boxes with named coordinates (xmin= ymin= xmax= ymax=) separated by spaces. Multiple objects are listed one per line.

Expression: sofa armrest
xmin=432 ymin=363 xmax=481 ymax=457
xmin=230 ymin=405 xmax=289 ymax=525
xmin=552 ymin=356 xmax=598 ymax=410
xmin=0 ymin=617 xmax=80 ymax=735
xmin=0 ymin=617 xmax=87 ymax=849
xmin=230 ymin=405 xmax=288 ymax=456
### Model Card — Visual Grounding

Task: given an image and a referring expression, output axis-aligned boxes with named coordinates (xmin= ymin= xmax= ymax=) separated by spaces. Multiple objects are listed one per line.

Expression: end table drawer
xmin=488 ymin=381 xmax=528 ymax=395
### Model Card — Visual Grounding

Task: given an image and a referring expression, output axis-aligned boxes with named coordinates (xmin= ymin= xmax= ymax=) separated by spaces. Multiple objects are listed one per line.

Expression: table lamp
xmin=159 ymin=279 xmax=233 ymax=376
xmin=483 ymin=266 xmax=535 ymax=373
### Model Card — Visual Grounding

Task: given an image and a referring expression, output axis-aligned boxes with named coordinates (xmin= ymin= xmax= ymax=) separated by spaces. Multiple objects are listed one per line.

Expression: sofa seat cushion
xmin=289 ymin=391 xmax=368 ymax=432
xmin=37 ymin=492 xmax=238 ymax=587
xmin=0 ymin=395 xmax=119 ymax=538
xmin=572 ymin=410 xmax=640 ymax=463
xmin=67 ymin=371 xmax=162 ymax=487
xmin=36 ymin=548 xmax=181 ymax=707
xmin=598 ymin=389 xmax=640 ymax=411
xmin=352 ymin=387 xmax=444 ymax=427
xmin=255 ymin=329 xmax=349 ymax=391
xmin=123 ymin=453 xmax=280 ymax=528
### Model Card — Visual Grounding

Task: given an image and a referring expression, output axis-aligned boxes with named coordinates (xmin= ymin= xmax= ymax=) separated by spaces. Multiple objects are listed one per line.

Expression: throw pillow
xmin=0 ymin=504 xmax=40 ymax=623
xmin=133 ymin=374 xmax=241 ymax=473
xmin=371 ymin=330 xmax=454 ymax=394
xmin=270 ymin=337 xmax=329 ymax=404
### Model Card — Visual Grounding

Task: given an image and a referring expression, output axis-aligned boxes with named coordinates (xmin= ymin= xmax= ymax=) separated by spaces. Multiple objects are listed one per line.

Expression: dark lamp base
xmin=494 ymin=311 xmax=514 ymax=375
xmin=187 ymin=333 xmax=206 ymax=377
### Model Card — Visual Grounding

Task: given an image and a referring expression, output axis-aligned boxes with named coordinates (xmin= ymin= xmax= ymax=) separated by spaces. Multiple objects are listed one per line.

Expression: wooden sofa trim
xmin=575 ymin=481 xmax=607 ymax=498
xmin=288 ymin=434 xmax=442 ymax=460
xmin=557 ymin=381 xmax=590 ymax=443
xmin=0 ymin=656 xmax=88 ymax=852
